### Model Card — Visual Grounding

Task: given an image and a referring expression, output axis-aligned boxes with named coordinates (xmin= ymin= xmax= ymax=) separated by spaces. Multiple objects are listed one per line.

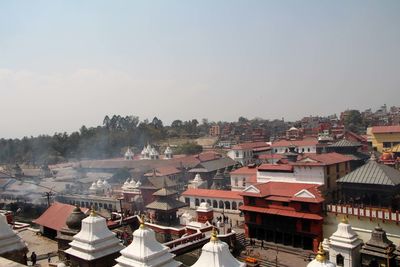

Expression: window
xmin=275 ymin=149 xmax=278 ymax=153
xmin=300 ymin=203 xmax=310 ymax=212
xmin=242 ymin=178 xmax=246 ymax=187
xmin=219 ymin=200 xmax=224 ymax=209
xmin=307 ymin=148 xmax=310 ymax=152
xmin=213 ymin=200 xmax=218 ymax=208
xmin=195 ymin=198 xmax=200 ymax=206
xmin=282 ymin=202 xmax=289 ymax=207
xmin=302 ymin=220 xmax=311 ymax=232
xmin=327 ymin=167 xmax=330 ymax=175
xmin=248 ymin=197 xmax=256 ymax=206
xmin=336 ymin=254 xmax=344 ymax=266
xmin=232 ymin=202 xmax=237 ymax=210
xmin=236 ymin=151 xmax=239 ymax=158
xmin=185 ymin=197 xmax=190 ymax=205
xmin=225 ymin=201 xmax=231 ymax=210
xmin=302 ymin=148 xmax=305 ymax=152
xmin=336 ymin=164 xmax=339 ymax=172
xmin=383 ymin=142 xmax=391 ymax=148
xmin=235 ymin=178 xmax=238 ymax=186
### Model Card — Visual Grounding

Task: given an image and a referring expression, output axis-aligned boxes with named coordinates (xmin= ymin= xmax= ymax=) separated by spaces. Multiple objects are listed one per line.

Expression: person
xmin=47 ymin=252 xmax=51 ymax=263
xmin=261 ymin=239 xmax=264 ymax=249
xmin=22 ymin=253 xmax=27 ymax=265
xmin=31 ymin=252 xmax=37 ymax=266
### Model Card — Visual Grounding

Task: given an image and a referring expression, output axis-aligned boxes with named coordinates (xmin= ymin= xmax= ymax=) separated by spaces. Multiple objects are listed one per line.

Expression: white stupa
xmin=114 ymin=219 xmax=181 ymax=267
xmin=192 ymin=228 xmax=245 ymax=267
xmin=0 ymin=214 xmax=27 ymax=256
xmin=65 ymin=210 xmax=123 ymax=261
xmin=164 ymin=146 xmax=173 ymax=159
xmin=125 ymin=147 xmax=134 ymax=160
xmin=307 ymin=243 xmax=336 ymax=267
xmin=188 ymin=174 xmax=207 ymax=189
xmin=328 ymin=217 xmax=362 ymax=267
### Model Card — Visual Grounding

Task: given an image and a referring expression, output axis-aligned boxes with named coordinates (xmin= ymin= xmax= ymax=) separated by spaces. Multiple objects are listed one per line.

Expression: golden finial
xmin=139 ymin=214 xmax=145 ymax=229
xmin=341 ymin=215 xmax=348 ymax=224
xmin=90 ymin=206 xmax=96 ymax=217
xmin=315 ymin=242 xmax=326 ymax=262
xmin=210 ymin=227 xmax=218 ymax=242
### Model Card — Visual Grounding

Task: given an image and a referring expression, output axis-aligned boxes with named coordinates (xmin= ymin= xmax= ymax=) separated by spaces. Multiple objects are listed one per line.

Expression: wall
xmin=257 ymin=166 xmax=324 ymax=185
xmin=371 ymin=132 xmax=400 ymax=152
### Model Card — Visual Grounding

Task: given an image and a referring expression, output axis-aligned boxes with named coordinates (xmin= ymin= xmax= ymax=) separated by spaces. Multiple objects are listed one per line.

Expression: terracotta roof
xmin=239 ymin=205 xmax=323 ymax=220
xmin=247 ymin=175 xmax=257 ymax=184
xmin=293 ymin=152 xmax=353 ymax=166
xmin=33 ymin=202 xmax=88 ymax=231
xmin=271 ymin=138 xmax=318 ymax=147
xmin=182 ymin=189 xmax=243 ymax=200
xmin=232 ymin=142 xmax=269 ymax=150
xmin=230 ymin=166 xmax=257 ymax=176
xmin=372 ymin=126 xmax=400 ymax=134
xmin=241 ymin=182 xmax=324 ymax=203
xmin=195 ymin=151 xmax=222 ymax=162
xmin=257 ymin=164 xmax=294 ymax=172
xmin=258 ymin=154 xmax=284 ymax=160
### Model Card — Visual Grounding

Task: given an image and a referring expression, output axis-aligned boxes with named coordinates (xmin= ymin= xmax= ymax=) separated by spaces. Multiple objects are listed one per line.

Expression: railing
xmin=164 ymin=232 xmax=206 ymax=250
xmin=327 ymin=204 xmax=400 ymax=223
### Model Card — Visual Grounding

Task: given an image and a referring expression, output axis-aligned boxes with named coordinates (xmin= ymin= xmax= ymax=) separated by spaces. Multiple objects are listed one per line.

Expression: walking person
xmin=30 ymin=252 xmax=37 ymax=266
xmin=47 ymin=252 xmax=51 ymax=263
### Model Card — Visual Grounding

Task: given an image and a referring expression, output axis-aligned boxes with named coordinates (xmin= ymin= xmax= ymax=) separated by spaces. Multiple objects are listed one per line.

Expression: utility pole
xmin=43 ymin=192 xmax=54 ymax=207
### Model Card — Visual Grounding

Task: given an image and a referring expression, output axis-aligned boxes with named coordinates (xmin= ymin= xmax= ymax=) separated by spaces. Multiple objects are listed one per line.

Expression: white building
xmin=89 ymin=179 xmax=112 ymax=196
xmin=164 ymin=146 xmax=173 ymax=159
xmin=124 ymin=147 xmax=134 ymax=160
xmin=227 ymin=142 xmax=269 ymax=165
xmin=65 ymin=210 xmax=123 ymax=264
xmin=191 ymin=228 xmax=245 ymax=267
xmin=141 ymin=144 xmax=160 ymax=160
xmin=230 ymin=166 xmax=257 ymax=192
xmin=114 ymin=220 xmax=181 ymax=267
xmin=271 ymin=138 xmax=319 ymax=154
xmin=328 ymin=217 xmax=362 ymax=267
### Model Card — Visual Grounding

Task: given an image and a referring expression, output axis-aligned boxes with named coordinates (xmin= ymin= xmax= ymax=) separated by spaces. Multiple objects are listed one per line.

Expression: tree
xmin=343 ymin=110 xmax=364 ymax=133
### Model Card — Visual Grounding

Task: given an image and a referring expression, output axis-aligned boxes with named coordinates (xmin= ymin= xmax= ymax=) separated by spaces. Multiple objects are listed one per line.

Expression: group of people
xmin=22 ymin=252 xmax=52 ymax=266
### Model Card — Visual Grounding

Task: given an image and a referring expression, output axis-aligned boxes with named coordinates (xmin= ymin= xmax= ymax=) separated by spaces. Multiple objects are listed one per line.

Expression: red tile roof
xmin=241 ymin=181 xmax=324 ymax=203
xmin=230 ymin=166 xmax=258 ymax=176
xmin=294 ymin=152 xmax=353 ymax=166
xmin=258 ymin=154 xmax=284 ymax=160
xmin=33 ymin=202 xmax=88 ymax=231
xmin=257 ymin=164 xmax=294 ymax=172
xmin=182 ymin=189 xmax=243 ymax=200
xmin=372 ymin=126 xmax=400 ymax=134
xmin=232 ymin=142 xmax=269 ymax=150
xmin=271 ymin=138 xmax=318 ymax=147
xmin=239 ymin=205 xmax=323 ymax=220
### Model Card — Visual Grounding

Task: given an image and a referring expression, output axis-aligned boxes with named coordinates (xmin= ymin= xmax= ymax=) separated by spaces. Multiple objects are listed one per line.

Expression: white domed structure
xmin=114 ymin=220 xmax=181 ymax=267
xmin=192 ymin=228 xmax=245 ymax=267
xmin=124 ymin=147 xmax=134 ymax=160
xmin=307 ymin=243 xmax=336 ymax=267
xmin=188 ymin=173 xmax=207 ymax=189
xmin=164 ymin=146 xmax=173 ymax=159
xmin=96 ymin=179 xmax=104 ymax=188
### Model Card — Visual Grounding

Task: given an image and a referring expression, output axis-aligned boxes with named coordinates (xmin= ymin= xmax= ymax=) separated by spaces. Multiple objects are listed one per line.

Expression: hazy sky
xmin=1 ymin=1 xmax=399 ymax=138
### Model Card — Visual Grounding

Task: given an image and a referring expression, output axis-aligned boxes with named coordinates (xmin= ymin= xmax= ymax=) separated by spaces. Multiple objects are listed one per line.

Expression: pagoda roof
xmin=338 ymin=159 xmax=400 ymax=186
xmin=360 ymin=226 xmax=396 ymax=259
xmin=153 ymin=187 xmax=177 ymax=197
xmin=146 ymin=198 xmax=187 ymax=211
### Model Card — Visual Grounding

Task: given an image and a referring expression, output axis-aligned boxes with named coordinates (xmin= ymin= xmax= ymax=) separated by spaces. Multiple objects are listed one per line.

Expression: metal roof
xmin=145 ymin=198 xmax=187 ymax=211
xmin=195 ymin=157 xmax=236 ymax=172
xmin=329 ymin=139 xmax=361 ymax=147
xmin=337 ymin=160 xmax=400 ymax=186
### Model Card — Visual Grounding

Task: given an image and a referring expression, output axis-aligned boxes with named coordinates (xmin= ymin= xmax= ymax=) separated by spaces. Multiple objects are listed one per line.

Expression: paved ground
xmin=17 ymin=229 xmax=59 ymax=266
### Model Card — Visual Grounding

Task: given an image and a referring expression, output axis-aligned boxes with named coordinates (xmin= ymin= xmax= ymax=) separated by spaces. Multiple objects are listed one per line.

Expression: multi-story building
xmin=240 ymin=181 xmax=324 ymax=252
xmin=227 ymin=142 xmax=269 ymax=165
xmin=368 ymin=125 xmax=400 ymax=152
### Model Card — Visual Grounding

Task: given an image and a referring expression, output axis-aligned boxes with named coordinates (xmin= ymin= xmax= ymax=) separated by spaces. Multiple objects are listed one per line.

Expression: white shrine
xmin=114 ymin=219 xmax=181 ymax=267
xmin=89 ymin=179 xmax=112 ymax=196
xmin=0 ymin=214 xmax=27 ymax=263
xmin=328 ymin=217 xmax=362 ymax=267
xmin=65 ymin=210 xmax=123 ymax=266
xmin=124 ymin=147 xmax=134 ymax=160
xmin=164 ymin=146 xmax=173 ymax=159
xmin=307 ymin=243 xmax=336 ymax=267
xmin=141 ymin=144 xmax=160 ymax=160
xmin=192 ymin=228 xmax=245 ymax=267
xmin=188 ymin=173 xmax=207 ymax=189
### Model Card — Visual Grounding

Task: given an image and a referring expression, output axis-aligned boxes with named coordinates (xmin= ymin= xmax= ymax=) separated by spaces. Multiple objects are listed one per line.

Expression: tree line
xmin=0 ymin=115 xmax=209 ymax=165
